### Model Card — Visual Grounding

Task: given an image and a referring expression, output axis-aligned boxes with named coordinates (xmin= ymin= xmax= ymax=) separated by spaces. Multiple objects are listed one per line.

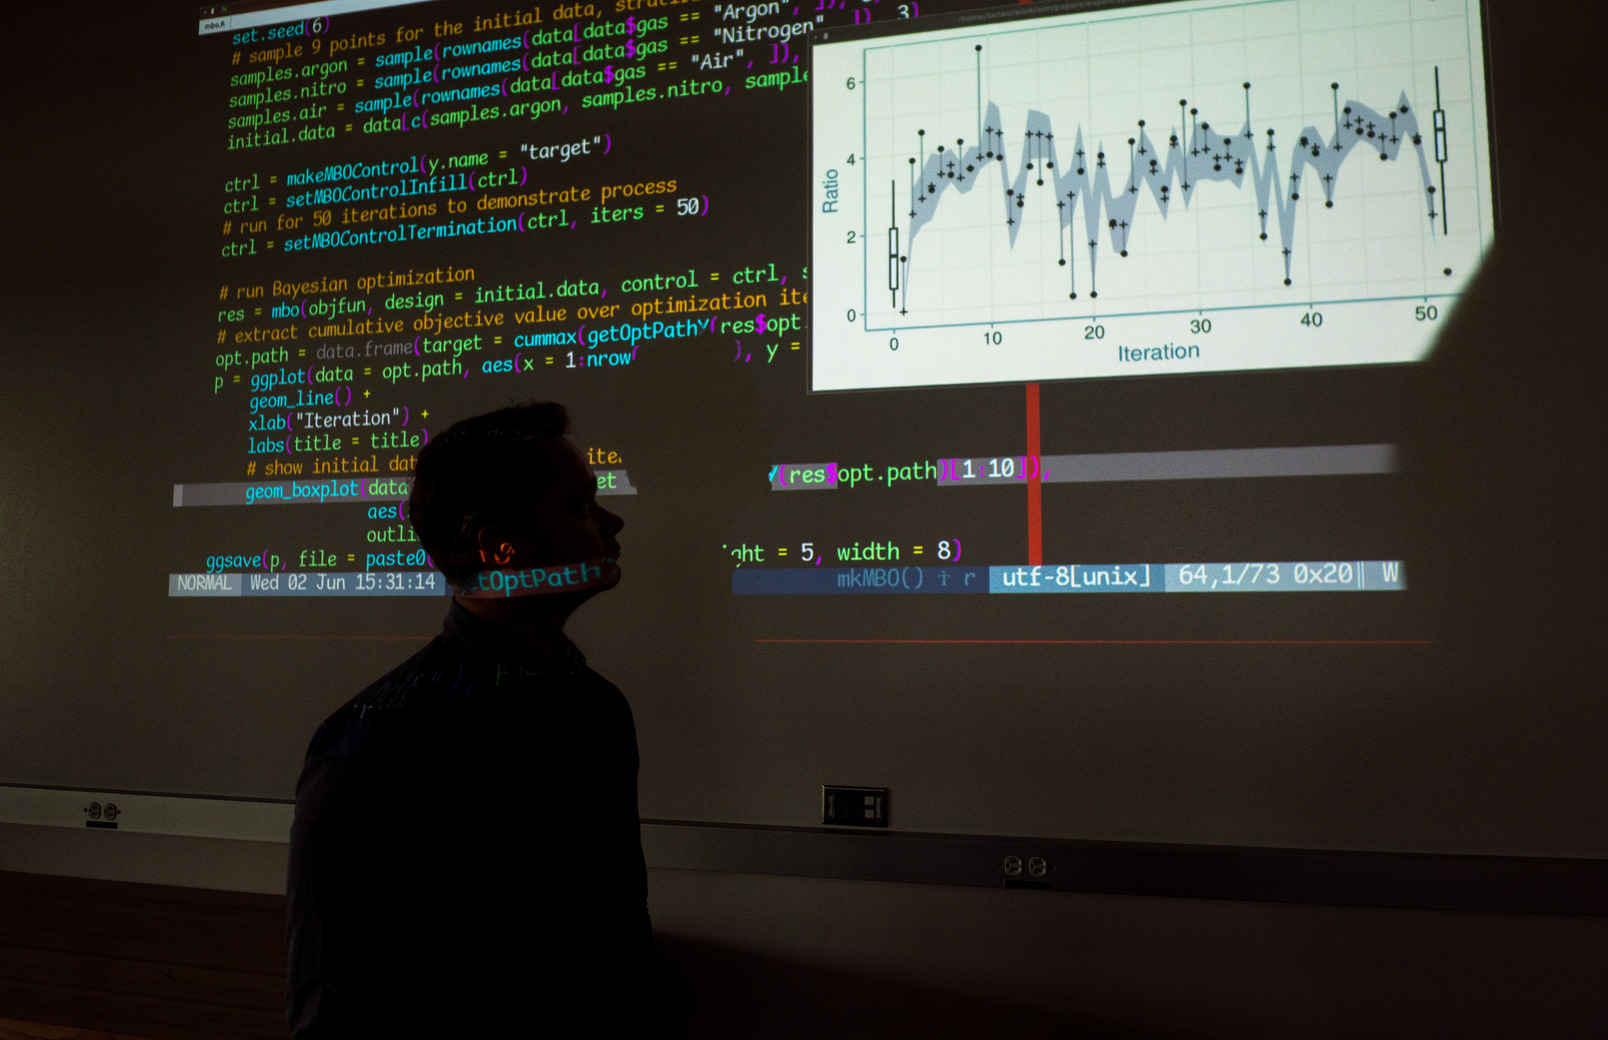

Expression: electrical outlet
xmin=822 ymin=785 xmax=888 ymax=827
xmin=84 ymin=800 xmax=118 ymax=830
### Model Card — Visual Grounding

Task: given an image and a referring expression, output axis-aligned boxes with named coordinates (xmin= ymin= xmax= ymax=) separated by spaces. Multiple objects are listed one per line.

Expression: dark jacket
xmin=286 ymin=601 xmax=654 ymax=1037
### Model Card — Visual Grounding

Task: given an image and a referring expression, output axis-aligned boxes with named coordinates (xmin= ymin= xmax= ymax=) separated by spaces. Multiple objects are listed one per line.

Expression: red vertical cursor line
xmin=1026 ymin=382 xmax=1043 ymax=566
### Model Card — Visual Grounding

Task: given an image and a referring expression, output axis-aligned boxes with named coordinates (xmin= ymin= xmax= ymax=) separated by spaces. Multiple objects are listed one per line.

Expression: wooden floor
xmin=0 ymin=872 xmax=286 ymax=1040
xmin=0 ymin=1019 xmax=159 ymax=1040
xmin=0 ymin=870 xmax=1106 ymax=1039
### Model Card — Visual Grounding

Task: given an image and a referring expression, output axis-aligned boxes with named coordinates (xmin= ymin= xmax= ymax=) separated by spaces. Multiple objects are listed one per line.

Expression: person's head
xmin=407 ymin=402 xmax=623 ymax=597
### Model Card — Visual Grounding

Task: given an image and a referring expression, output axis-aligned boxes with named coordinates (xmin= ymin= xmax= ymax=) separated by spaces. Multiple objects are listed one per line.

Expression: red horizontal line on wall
xmin=756 ymin=638 xmax=1434 ymax=646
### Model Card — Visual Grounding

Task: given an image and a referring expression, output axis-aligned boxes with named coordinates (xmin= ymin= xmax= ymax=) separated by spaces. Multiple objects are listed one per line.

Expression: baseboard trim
xmin=642 ymin=820 xmax=1608 ymax=915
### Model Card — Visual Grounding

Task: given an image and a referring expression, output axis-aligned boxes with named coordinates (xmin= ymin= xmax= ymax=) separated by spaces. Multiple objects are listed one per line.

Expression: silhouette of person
xmin=286 ymin=401 xmax=656 ymax=1037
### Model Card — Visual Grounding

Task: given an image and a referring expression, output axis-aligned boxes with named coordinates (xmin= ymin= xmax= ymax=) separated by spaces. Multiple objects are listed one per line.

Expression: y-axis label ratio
xmin=809 ymin=0 xmax=1493 ymax=391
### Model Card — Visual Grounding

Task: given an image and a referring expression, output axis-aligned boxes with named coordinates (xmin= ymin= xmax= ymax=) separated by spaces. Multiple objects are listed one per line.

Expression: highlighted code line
xmin=169 ymin=571 xmax=448 ymax=596
xmin=765 ymin=446 xmax=1396 ymax=491
xmin=173 ymin=469 xmax=635 ymax=506
xmin=733 ymin=561 xmax=1404 ymax=594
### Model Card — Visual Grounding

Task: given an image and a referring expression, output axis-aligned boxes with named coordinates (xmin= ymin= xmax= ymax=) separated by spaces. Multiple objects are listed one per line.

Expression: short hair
xmin=407 ymin=401 xmax=570 ymax=591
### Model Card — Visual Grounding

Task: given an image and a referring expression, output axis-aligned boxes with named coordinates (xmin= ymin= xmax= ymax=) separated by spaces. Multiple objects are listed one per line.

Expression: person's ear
xmin=474 ymin=526 xmax=519 ymax=567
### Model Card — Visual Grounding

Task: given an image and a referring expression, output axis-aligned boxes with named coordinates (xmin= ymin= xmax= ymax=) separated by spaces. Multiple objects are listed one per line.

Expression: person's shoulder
xmin=302 ymin=635 xmax=464 ymax=760
xmin=578 ymin=661 xmax=626 ymax=698
xmin=570 ymin=656 xmax=637 ymax=727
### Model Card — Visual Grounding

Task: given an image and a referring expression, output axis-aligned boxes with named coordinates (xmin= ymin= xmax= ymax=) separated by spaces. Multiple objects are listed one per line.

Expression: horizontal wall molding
xmin=4 ymin=785 xmax=1602 ymax=914
xmin=0 ymin=783 xmax=293 ymax=843
xmin=642 ymin=820 xmax=1608 ymax=917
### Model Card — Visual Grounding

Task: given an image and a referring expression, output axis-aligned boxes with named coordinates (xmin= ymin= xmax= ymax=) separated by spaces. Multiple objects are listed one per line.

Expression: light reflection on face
xmin=472 ymin=437 xmax=625 ymax=595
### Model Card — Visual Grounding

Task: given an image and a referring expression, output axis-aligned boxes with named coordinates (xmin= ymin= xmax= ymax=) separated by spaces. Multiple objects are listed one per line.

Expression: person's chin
xmin=591 ymin=550 xmax=621 ymax=587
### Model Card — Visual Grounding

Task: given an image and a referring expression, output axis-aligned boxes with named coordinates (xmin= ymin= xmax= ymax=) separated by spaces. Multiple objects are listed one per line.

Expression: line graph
xmin=811 ymin=0 xmax=1493 ymax=392
xmin=891 ymin=69 xmax=1447 ymax=309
